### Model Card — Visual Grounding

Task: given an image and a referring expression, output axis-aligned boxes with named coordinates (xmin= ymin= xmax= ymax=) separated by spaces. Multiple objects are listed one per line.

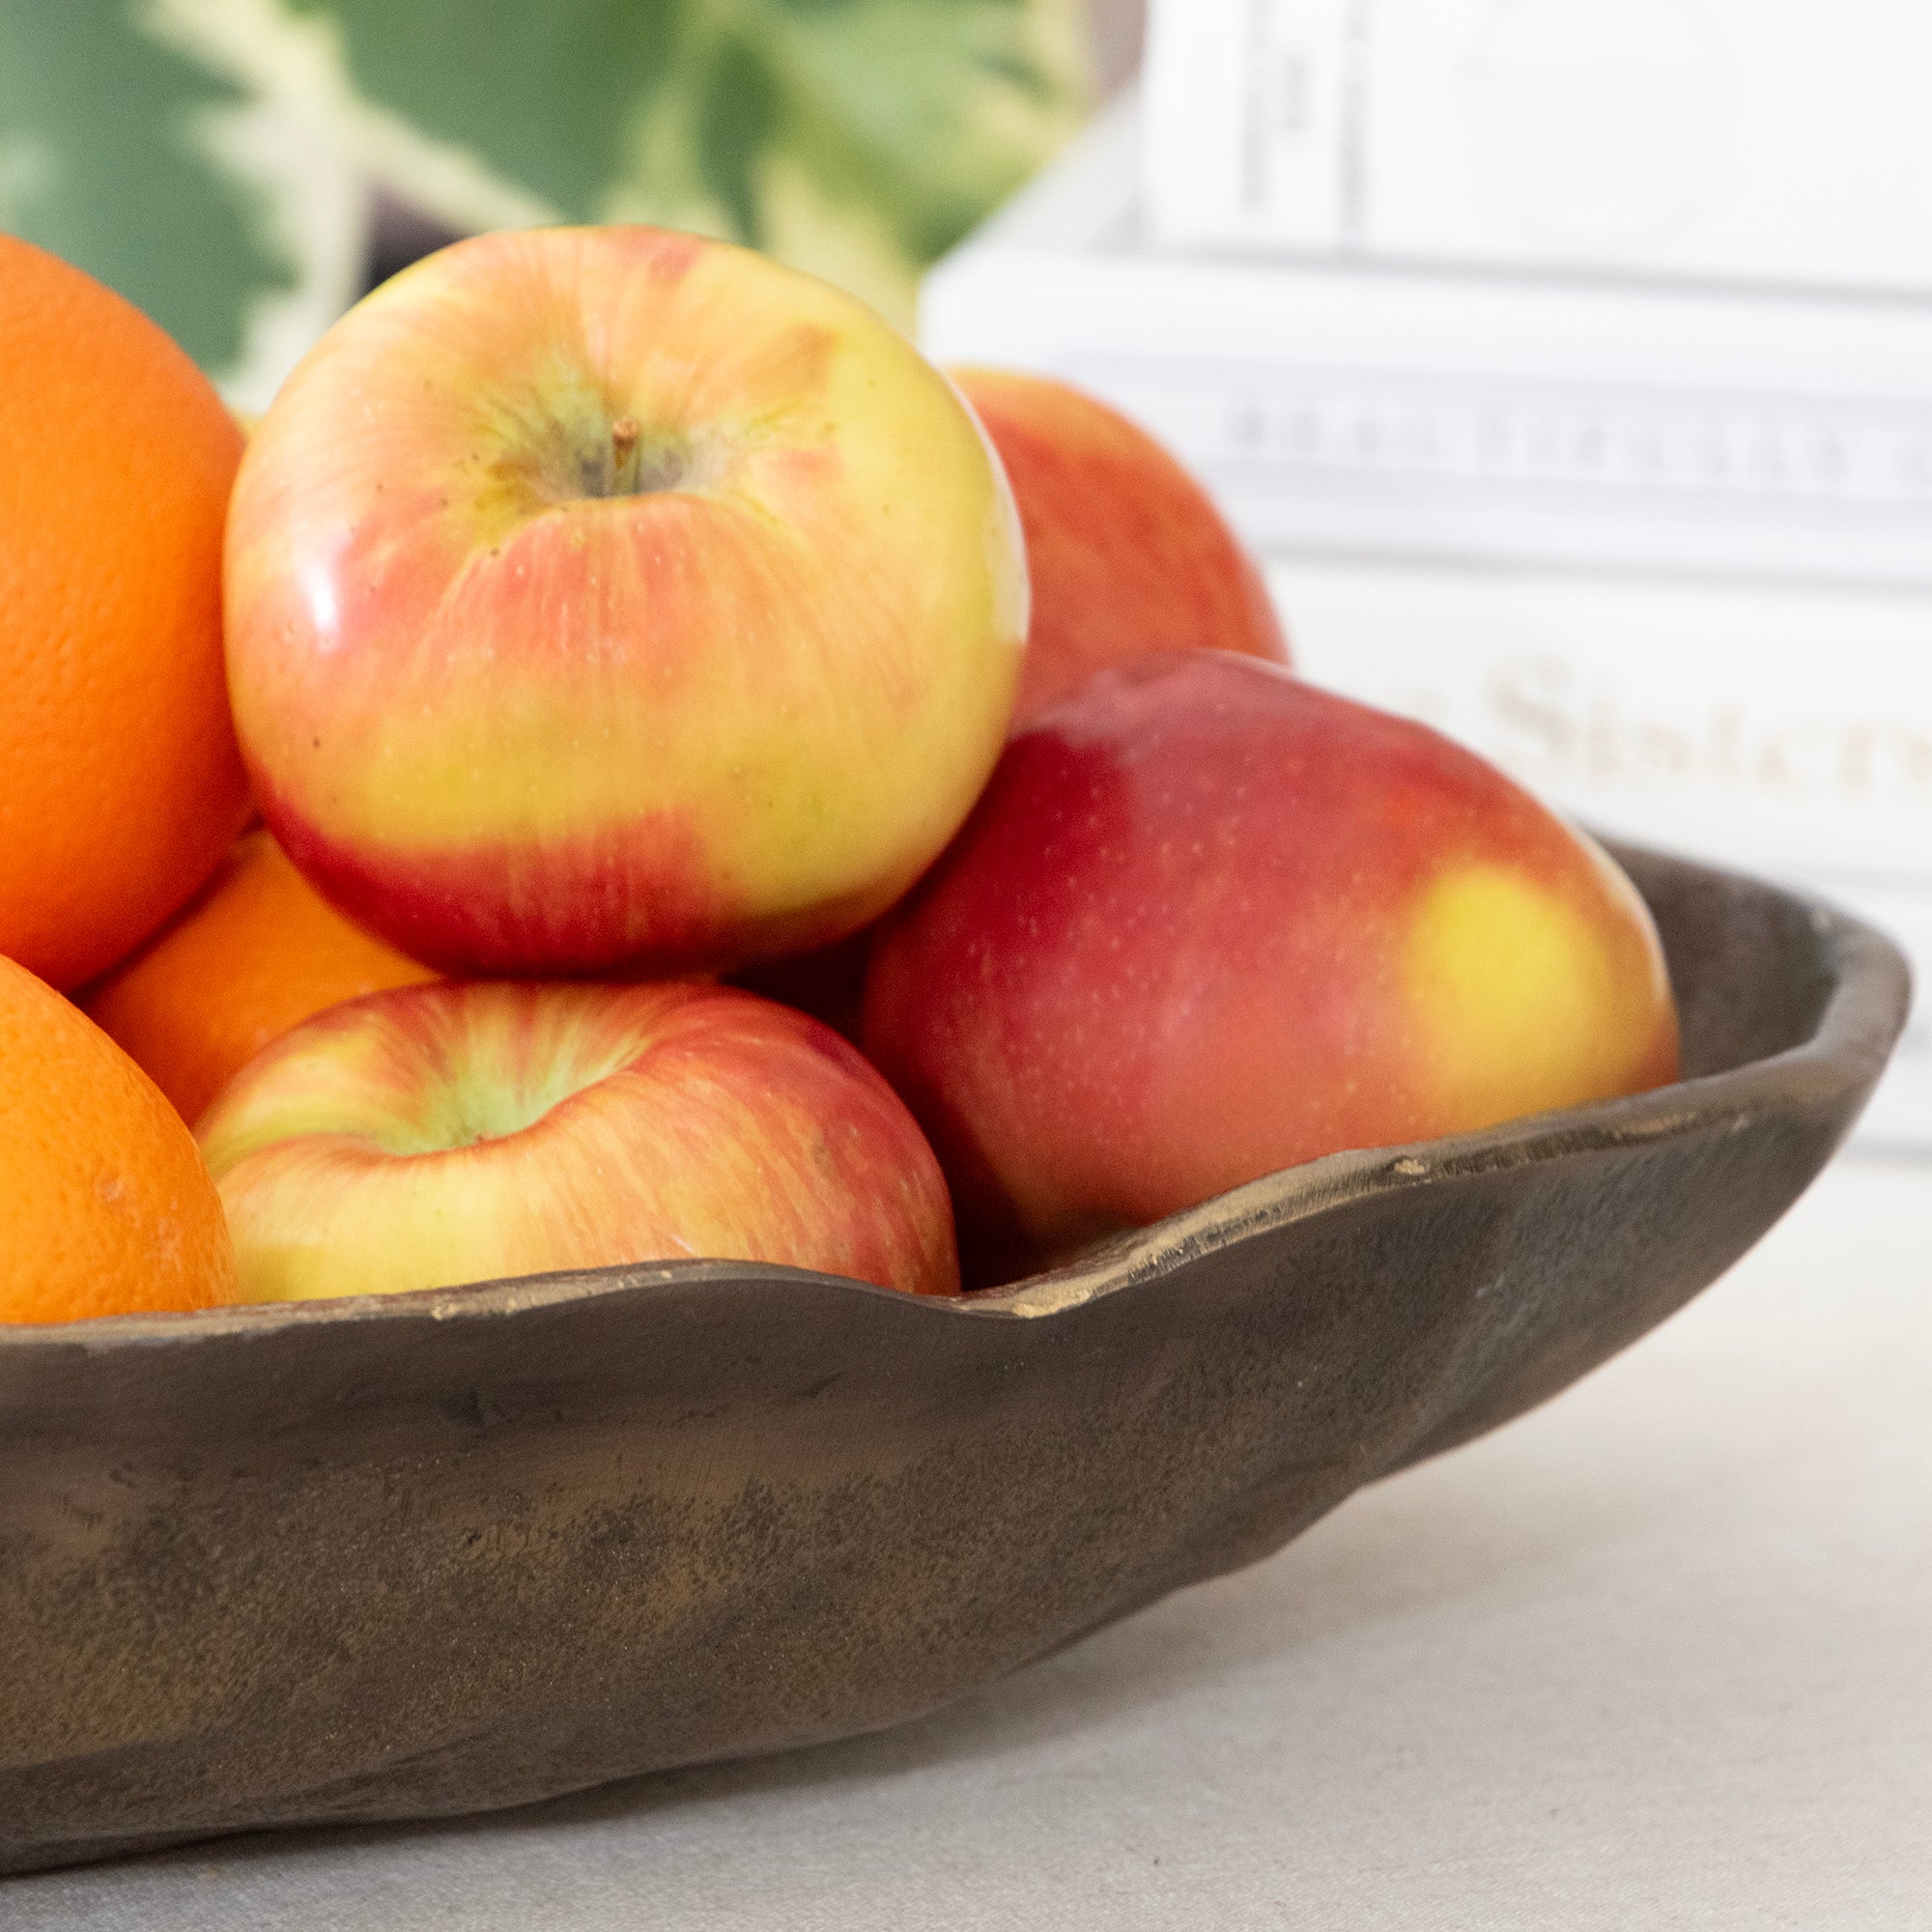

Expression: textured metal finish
xmin=0 ymin=845 xmax=1909 ymax=1876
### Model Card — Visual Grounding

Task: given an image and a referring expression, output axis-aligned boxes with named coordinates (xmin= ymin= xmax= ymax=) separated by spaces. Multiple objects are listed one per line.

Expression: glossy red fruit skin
xmin=201 ymin=979 xmax=961 ymax=1300
xmin=862 ymin=652 xmax=1678 ymax=1285
xmin=952 ymin=368 xmax=1290 ymax=728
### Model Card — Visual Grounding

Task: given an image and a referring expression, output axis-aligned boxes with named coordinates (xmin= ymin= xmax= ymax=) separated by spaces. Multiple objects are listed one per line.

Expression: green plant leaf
xmin=0 ymin=1 xmax=292 ymax=375
xmin=284 ymin=0 xmax=678 ymax=222
xmin=289 ymin=0 xmax=1090 ymax=321
xmin=2 ymin=0 xmax=1087 ymax=391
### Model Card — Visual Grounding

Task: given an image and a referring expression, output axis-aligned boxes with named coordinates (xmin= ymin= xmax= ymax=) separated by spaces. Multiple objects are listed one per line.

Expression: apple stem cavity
xmin=582 ymin=411 xmax=697 ymax=500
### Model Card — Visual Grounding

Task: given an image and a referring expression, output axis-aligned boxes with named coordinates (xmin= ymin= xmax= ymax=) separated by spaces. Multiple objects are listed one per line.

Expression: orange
xmin=0 ymin=955 xmax=237 ymax=1323
xmin=0 ymin=235 xmax=252 ymax=990
xmin=84 ymin=827 xmax=441 ymax=1127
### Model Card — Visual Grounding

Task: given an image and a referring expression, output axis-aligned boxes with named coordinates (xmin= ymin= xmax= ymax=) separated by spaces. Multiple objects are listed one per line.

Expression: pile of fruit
xmin=0 ymin=226 xmax=1680 ymax=1324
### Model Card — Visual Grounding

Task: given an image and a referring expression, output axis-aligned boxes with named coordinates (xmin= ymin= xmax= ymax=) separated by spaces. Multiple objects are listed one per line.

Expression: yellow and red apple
xmin=199 ymin=980 xmax=959 ymax=1300
xmin=950 ymin=368 xmax=1290 ymax=726
xmin=863 ymin=652 xmax=1679 ymax=1282
xmin=225 ymin=226 xmax=1027 ymax=978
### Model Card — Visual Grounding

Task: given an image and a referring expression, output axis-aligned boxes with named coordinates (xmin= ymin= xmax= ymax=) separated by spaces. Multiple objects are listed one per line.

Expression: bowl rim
xmin=2 ymin=850 xmax=1909 ymax=1355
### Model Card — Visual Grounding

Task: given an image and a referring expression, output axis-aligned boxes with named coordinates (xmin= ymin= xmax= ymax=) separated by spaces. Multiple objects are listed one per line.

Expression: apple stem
xmin=611 ymin=414 xmax=640 ymax=490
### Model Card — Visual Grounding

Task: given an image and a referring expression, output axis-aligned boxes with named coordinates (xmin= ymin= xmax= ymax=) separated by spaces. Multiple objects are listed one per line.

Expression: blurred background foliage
xmin=0 ymin=0 xmax=1092 ymax=408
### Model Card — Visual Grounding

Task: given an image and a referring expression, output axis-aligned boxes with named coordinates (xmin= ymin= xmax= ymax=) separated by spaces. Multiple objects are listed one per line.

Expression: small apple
xmin=950 ymin=368 xmax=1290 ymax=726
xmin=863 ymin=652 xmax=1679 ymax=1281
xmin=225 ymin=226 xmax=1027 ymax=979
xmin=199 ymin=980 xmax=958 ymax=1300
xmin=83 ymin=826 xmax=440 ymax=1128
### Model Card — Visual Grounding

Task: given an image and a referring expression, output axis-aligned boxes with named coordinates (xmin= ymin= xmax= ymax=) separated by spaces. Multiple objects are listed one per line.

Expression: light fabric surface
xmin=13 ymin=1152 xmax=1929 ymax=1929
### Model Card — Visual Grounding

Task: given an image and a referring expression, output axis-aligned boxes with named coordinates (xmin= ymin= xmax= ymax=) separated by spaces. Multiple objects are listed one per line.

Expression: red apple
xmin=198 ymin=980 xmax=959 ymax=1300
xmin=950 ymin=368 xmax=1290 ymax=726
xmin=863 ymin=652 xmax=1679 ymax=1281
xmin=225 ymin=226 xmax=1027 ymax=979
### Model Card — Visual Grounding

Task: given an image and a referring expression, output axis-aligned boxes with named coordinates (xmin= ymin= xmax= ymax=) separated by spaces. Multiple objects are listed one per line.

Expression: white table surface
xmin=13 ymin=1151 xmax=1930 ymax=1930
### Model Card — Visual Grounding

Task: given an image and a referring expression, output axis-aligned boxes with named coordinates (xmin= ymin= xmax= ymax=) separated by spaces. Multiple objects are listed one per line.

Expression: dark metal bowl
xmin=0 ymin=843 xmax=1908 ymax=1876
